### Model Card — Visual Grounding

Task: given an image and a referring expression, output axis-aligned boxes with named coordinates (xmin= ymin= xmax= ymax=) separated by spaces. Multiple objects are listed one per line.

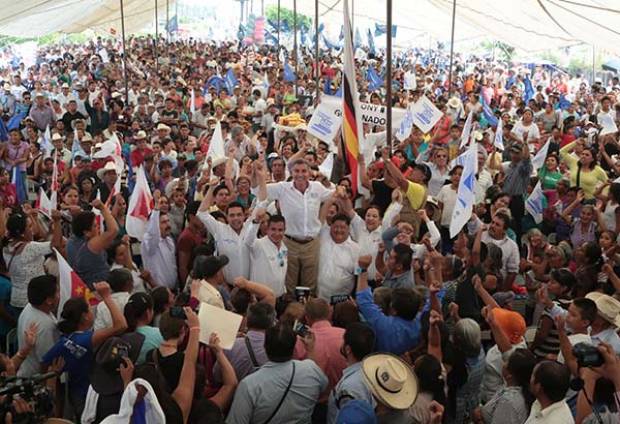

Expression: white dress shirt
xmin=142 ymin=210 xmax=178 ymax=290
xmin=245 ymin=222 xmax=288 ymax=297
xmin=317 ymin=228 xmax=360 ymax=301
xmin=524 ymin=399 xmax=574 ymax=424
xmin=266 ymin=181 xmax=334 ymax=239
xmin=481 ymin=231 xmax=520 ymax=277
xmin=197 ymin=211 xmax=251 ymax=284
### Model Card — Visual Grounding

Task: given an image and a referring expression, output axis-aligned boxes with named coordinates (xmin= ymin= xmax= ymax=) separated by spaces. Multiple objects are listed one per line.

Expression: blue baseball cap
xmin=336 ymin=400 xmax=377 ymax=424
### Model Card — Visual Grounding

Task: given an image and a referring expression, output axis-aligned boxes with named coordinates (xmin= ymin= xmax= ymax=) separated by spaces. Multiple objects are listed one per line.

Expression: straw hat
xmin=97 ymin=161 xmax=119 ymax=180
xmin=156 ymin=123 xmax=171 ymax=132
xmin=586 ymin=292 xmax=620 ymax=327
xmin=361 ymin=353 xmax=418 ymax=410
xmin=51 ymin=133 xmax=64 ymax=141
xmin=447 ymin=97 xmax=462 ymax=109
xmin=134 ymin=130 xmax=147 ymax=140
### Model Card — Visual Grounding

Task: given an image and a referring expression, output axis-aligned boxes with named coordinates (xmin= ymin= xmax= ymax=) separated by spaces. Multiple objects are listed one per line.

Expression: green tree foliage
xmin=265 ymin=5 xmax=312 ymax=31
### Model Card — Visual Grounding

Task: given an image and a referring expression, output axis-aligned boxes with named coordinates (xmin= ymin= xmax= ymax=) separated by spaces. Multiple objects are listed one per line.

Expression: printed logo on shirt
xmin=63 ymin=338 xmax=88 ymax=359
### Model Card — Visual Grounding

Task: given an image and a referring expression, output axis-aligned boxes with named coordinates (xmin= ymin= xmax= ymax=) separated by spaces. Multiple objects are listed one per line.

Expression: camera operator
xmin=574 ymin=342 xmax=620 ymax=424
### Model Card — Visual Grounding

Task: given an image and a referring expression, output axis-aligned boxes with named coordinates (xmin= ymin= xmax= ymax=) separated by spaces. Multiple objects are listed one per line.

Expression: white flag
xmin=395 ymin=104 xmax=415 ymax=142
xmin=125 ymin=166 xmax=153 ymax=241
xmin=207 ymin=121 xmax=226 ymax=160
xmin=460 ymin=111 xmax=474 ymax=149
xmin=494 ymin=118 xmax=504 ymax=151
xmin=190 ymin=89 xmax=196 ymax=114
xmin=449 ymin=142 xmax=477 ymax=238
xmin=531 ymin=137 xmax=551 ymax=171
xmin=307 ymin=95 xmax=342 ymax=148
xmin=525 ymin=181 xmax=546 ymax=224
xmin=38 ymin=189 xmax=53 ymax=218
xmin=318 ymin=152 xmax=335 ymax=179
xmin=41 ymin=125 xmax=53 ymax=157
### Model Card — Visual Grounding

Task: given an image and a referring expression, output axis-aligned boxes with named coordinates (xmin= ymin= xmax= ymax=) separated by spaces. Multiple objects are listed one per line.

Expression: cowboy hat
xmin=211 ymin=156 xmax=228 ymax=168
xmin=97 ymin=161 xmax=119 ymax=180
xmin=81 ymin=133 xmax=93 ymax=143
xmin=586 ymin=292 xmax=620 ymax=327
xmin=361 ymin=353 xmax=418 ymax=410
xmin=51 ymin=133 xmax=64 ymax=141
xmin=134 ymin=130 xmax=147 ymax=140
xmin=156 ymin=123 xmax=171 ymax=132
xmin=447 ymin=97 xmax=462 ymax=109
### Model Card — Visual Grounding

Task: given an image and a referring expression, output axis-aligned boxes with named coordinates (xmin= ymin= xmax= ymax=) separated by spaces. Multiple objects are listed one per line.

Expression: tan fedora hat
xmin=361 ymin=353 xmax=418 ymax=410
xmin=586 ymin=292 xmax=620 ymax=327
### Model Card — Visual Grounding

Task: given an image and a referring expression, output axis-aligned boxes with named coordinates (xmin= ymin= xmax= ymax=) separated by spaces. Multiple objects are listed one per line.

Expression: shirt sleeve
xmin=142 ymin=210 xmax=162 ymax=255
xmin=505 ymin=243 xmax=520 ymax=274
xmin=35 ymin=323 xmax=59 ymax=364
xmin=41 ymin=339 xmax=63 ymax=366
xmin=356 ymin=287 xmax=388 ymax=328
xmin=405 ymin=181 xmax=426 ymax=209
xmin=196 ymin=211 xmax=224 ymax=240
xmin=243 ymin=222 xmax=259 ymax=248
xmin=265 ymin=182 xmax=283 ymax=201
xmin=225 ymin=380 xmax=254 ymax=424
xmin=26 ymin=241 xmax=52 ymax=257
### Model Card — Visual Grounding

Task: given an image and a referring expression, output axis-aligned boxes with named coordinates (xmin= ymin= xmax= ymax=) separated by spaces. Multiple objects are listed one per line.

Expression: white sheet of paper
xmin=411 ymin=95 xmax=443 ymax=133
xmin=197 ymin=302 xmax=243 ymax=350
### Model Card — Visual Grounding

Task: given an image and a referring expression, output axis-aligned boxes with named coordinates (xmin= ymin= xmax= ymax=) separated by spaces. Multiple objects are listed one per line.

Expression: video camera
xmin=0 ymin=372 xmax=57 ymax=423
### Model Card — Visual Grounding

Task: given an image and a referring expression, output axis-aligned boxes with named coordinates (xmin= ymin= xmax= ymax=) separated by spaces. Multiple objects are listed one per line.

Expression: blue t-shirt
xmin=136 ymin=326 xmax=164 ymax=364
xmin=42 ymin=331 xmax=93 ymax=397
xmin=0 ymin=275 xmax=16 ymax=337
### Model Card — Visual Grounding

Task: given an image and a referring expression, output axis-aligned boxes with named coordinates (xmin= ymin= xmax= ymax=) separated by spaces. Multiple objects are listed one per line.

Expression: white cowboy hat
xmin=134 ymin=130 xmax=148 ymax=140
xmin=156 ymin=123 xmax=171 ymax=132
xmin=97 ymin=161 xmax=119 ymax=180
xmin=586 ymin=292 xmax=620 ymax=327
xmin=51 ymin=133 xmax=64 ymax=141
xmin=361 ymin=353 xmax=418 ymax=410
xmin=210 ymin=156 xmax=228 ymax=168
xmin=447 ymin=97 xmax=462 ymax=109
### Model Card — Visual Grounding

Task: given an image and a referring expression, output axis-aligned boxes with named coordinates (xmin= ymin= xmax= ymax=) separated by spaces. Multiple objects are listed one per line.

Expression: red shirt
xmin=293 ymin=320 xmax=347 ymax=401
xmin=0 ymin=183 xmax=17 ymax=207
xmin=130 ymin=147 xmax=153 ymax=168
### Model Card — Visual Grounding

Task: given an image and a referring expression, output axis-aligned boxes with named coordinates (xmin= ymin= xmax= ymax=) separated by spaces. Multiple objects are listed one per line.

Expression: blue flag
xmin=12 ymin=167 xmax=26 ymax=205
xmin=322 ymin=33 xmax=340 ymax=51
xmin=165 ymin=15 xmax=178 ymax=33
xmin=206 ymin=75 xmax=226 ymax=94
xmin=505 ymin=75 xmax=516 ymax=90
xmin=367 ymin=67 xmax=383 ymax=91
xmin=557 ymin=94 xmax=571 ymax=110
xmin=367 ymin=29 xmax=376 ymax=56
xmin=323 ymin=78 xmax=333 ymax=95
xmin=480 ymin=96 xmax=499 ymax=128
xmin=283 ymin=60 xmax=297 ymax=82
xmin=0 ymin=118 xmax=8 ymax=142
xmin=335 ymin=85 xmax=343 ymax=98
xmin=225 ymin=69 xmax=239 ymax=95
xmin=339 ymin=25 xmax=344 ymax=41
xmin=124 ymin=148 xmax=135 ymax=193
xmin=375 ymin=23 xmax=397 ymax=37
xmin=354 ymin=28 xmax=362 ymax=50
xmin=6 ymin=112 xmax=26 ymax=130
xmin=280 ymin=20 xmax=290 ymax=33
xmin=524 ymin=76 xmax=535 ymax=103
xmin=264 ymin=29 xmax=278 ymax=45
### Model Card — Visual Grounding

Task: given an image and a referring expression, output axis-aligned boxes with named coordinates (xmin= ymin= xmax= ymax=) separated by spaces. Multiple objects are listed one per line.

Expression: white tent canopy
xmin=1 ymin=0 xmax=620 ymax=55
xmin=0 ymin=0 xmax=174 ymax=37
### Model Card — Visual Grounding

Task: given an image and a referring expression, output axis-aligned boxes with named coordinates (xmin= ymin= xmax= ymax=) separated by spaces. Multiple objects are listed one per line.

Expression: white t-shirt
xmin=511 ymin=120 xmax=541 ymax=143
xmin=3 ymin=241 xmax=52 ymax=308
xmin=437 ymin=184 xmax=458 ymax=227
xmin=17 ymin=303 xmax=59 ymax=377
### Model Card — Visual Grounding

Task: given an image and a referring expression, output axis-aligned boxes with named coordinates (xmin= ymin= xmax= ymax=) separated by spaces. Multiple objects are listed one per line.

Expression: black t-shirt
xmin=371 ymin=179 xmax=392 ymax=214
xmin=147 ymin=349 xmax=184 ymax=392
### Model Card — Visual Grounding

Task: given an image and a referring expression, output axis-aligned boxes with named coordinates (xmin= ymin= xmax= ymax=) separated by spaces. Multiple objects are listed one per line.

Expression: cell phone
xmin=293 ymin=320 xmax=309 ymax=337
xmin=169 ymin=306 xmax=187 ymax=320
xmin=330 ymin=294 xmax=351 ymax=305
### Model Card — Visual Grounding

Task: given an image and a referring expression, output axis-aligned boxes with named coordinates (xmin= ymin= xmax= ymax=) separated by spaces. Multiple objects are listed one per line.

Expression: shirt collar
xmin=535 ymin=400 xmax=569 ymax=418
xmin=311 ymin=320 xmax=332 ymax=330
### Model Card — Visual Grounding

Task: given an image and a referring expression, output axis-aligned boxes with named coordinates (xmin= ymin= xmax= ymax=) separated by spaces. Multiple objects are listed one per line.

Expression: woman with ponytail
xmin=123 ymin=291 xmax=163 ymax=364
xmin=42 ymin=282 xmax=127 ymax=421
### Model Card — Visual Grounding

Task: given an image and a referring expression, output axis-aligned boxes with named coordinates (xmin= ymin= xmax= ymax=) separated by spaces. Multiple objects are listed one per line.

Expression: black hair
xmin=185 ymin=200 xmax=201 ymax=217
xmin=572 ymin=298 xmax=597 ymax=324
xmin=230 ymin=288 xmax=252 ymax=314
xmin=331 ymin=213 xmax=351 ymax=226
xmin=246 ymin=303 xmax=276 ymax=330
xmin=609 ymin=183 xmax=620 ymax=204
xmin=533 ymin=361 xmax=570 ymax=402
xmin=213 ymin=184 xmax=229 ymax=198
xmin=106 ymin=238 xmax=124 ymax=265
xmin=124 ymin=292 xmax=154 ymax=331
xmin=159 ymin=310 xmax=185 ymax=340
xmin=58 ymin=297 xmax=89 ymax=334
xmin=268 ymin=214 xmax=285 ymax=226
xmin=392 ymin=244 xmax=413 ymax=271
xmin=494 ymin=211 xmax=511 ymax=230
xmin=414 ymin=354 xmax=446 ymax=406
xmin=27 ymin=275 xmax=57 ymax=306
xmin=390 ymin=288 xmax=421 ymax=321
xmin=449 ymin=165 xmax=463 ymax=176
xmin=151 ymin=286 xmax=171 ymax=315
xmin=264 ymin=322 xmax=296 ymax=362
xmin=343 ymin=322 xmax=375 ymax=361
xmin=72 ymin=211 xmax=96 ymax=237
xmin=225 ymin=201 xmax=245 ymax=213
xmin=106 ymin=268 xmax=133 ymax=293
xmin=506 ymin=349 xmax=537 ymax=409
xmin=6 ymin=213 xmax=27 ymax=239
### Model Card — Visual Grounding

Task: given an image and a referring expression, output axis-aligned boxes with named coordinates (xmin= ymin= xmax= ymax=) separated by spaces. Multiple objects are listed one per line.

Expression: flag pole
xmin=386 ymin=0 xmax=393 ymax=150
xmin=293 ymin=0 xmax=298 ymax=97
xmin=447 ymin=0 xmax=457 ymax=95
xmin=314 ymin=0 xmax=319 ymax=101
xmin=120 ymin=0 xmax=129 ymax=105
xmin=154 ymin=0 xmax=159 ymax=74
xmin=166 ymin=0 xmax=170 ymax=42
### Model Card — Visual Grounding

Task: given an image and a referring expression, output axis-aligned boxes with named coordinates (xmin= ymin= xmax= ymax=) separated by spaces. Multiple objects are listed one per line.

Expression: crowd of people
xmin=0 ymin=33 xmax=618 ymax=423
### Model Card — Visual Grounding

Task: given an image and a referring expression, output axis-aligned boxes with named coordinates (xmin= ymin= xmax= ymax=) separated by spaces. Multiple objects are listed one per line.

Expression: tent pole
xmin=351 ymin=0 xmax=354 ymax=32
xmin=592 ymin=45 xmax=596 ymax=85
xmin=315 ymin=0 xmax=319 ymax=101
xmin=166 ymin=0 xmax=169 ymax=42
xmin=447 ymin=0 xmax=456 ymax=95
xmin=261 ymin=0 xmax=264 ymax=16
xmin=293 ymin=0 xmax=298 ymax=96
xmin=120 ymin=0 xmax=129 ymax=105
xmin=154 ymin=0 xmax=159 ymax=74
xmin=386 ymin=0 xmax=393 ymax=150
xmin=277 ymin=0 xmax=280 ymax=66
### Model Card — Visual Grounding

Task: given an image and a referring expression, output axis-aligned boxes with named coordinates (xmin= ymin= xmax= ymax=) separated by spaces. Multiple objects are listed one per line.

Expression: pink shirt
xmin=294 ymin=320 xmax=347 ymax=402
